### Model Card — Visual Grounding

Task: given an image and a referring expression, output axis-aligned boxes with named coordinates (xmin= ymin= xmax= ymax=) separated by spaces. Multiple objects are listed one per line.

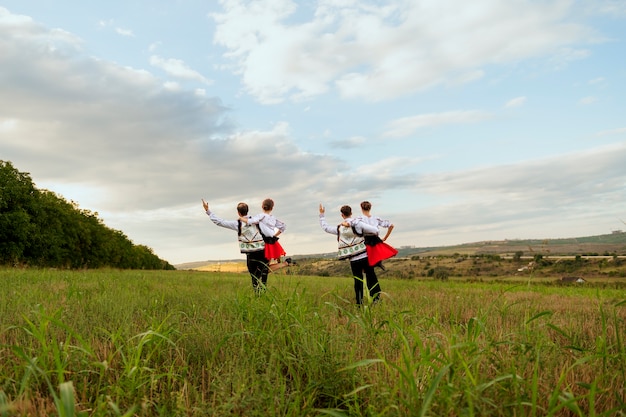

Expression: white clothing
xmin=247 ymin=212 xmax=286 ymax=238
xmin=319 ymin=214 xmax=378 ymax=261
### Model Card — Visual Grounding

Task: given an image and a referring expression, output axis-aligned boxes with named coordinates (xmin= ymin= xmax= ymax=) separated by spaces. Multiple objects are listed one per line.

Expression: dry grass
xmin=193 ymin=261 xmax=247 ymax=273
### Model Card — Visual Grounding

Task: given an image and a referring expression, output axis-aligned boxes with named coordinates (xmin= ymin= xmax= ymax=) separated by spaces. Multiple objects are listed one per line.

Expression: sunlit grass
xmin=0 ymin=268 xmax=625 ymax=416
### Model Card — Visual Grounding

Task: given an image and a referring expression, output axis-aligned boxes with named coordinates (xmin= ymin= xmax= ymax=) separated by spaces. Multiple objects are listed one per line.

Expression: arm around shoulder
xmin=356 ymin=221 xmax=379 ymax=235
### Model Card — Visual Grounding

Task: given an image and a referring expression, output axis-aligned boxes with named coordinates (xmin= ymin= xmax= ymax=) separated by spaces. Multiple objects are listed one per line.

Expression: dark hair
xmin=340 ymin=205 xmax=352 ymax=217
xmin=262 ymin=198 xmax=274 ymax=211
xmin=360 ymin=201 xmax=372 ymax=211
xmin=237 ymin=202 xmax=249 ymax=216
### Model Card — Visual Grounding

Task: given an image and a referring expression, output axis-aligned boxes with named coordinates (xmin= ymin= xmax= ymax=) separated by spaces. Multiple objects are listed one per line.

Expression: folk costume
xmin=246 ymin=213 xmax=287 ymax=262
xmin=206 ymin=209 xmax=269 ymax=291
xmin=320 ymin=212 xmax=382 ymax=305
xmin=353 ymin=215 xmax=398 ymax=267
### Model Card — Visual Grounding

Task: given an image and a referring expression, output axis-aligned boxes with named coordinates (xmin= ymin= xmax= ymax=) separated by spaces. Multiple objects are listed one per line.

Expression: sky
xmin=1 ymin=1 xmax=625 ymax=265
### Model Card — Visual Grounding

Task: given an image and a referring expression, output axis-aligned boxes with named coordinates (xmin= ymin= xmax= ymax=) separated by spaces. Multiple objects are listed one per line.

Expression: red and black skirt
xmin=364 ymin=235 xmax=398 ymax=267
xmin=263 ymin=235 xmax=286 ymax=261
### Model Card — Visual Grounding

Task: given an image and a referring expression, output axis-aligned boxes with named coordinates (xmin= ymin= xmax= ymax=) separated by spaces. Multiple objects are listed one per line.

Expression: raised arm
xmin=319 ymin=203 xmax=338 ymax=235
xmin=202 ymin=199 xmax=238 ymax=231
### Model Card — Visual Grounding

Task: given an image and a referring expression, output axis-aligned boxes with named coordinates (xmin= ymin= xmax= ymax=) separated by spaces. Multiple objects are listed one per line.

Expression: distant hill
xmin=407 ymin=231 xmax=626 ymax=257
xmin=323 ymin=231 xmax=626 ymax=259
xmin=175 ymin=231 xmax=626 ymax=269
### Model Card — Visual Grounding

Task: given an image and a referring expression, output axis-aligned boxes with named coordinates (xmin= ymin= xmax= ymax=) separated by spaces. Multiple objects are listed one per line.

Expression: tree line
xmin=0 ymin=160 xmax=174 ymax=269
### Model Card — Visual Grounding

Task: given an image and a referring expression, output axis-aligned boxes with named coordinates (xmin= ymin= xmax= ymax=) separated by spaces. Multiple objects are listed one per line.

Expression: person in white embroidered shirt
xmin=351 ymin=200 xmax=398 ymax=270
xmin=319 ymin=203 xmax=382 ymax=305
xmin=240 ymin=198 xmax=291 ymax=270
xmin=202 ymin=199 xmax=269 ymax=292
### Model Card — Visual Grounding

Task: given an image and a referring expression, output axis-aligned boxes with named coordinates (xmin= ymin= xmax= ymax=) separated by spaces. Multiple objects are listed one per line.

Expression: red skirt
xmin=366 ymin=242 xmax=398 ymax=266
xmin=264 ymin=241 xmax=286 ymax=261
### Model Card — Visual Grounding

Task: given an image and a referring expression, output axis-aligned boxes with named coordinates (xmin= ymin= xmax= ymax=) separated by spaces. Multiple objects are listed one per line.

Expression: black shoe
xmin=285 ymin=257 xmax=292 ymax=266
xmin=376 ymin=262 xmax=386 ymax=271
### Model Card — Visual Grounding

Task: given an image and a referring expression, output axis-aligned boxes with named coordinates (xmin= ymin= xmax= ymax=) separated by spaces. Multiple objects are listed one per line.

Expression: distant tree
xmin=513 ymin=251 xmax=523 ymax=261
xmin=0 ymin=160 xmax=174 ymax=269
xmin=428 ymin=266 xmax=450 ymax=281
xmin=0 ymin=161 xmax=38 ymax=264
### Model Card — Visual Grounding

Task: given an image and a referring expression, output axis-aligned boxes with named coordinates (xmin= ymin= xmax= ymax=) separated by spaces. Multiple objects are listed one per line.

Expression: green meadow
xmin=0 ymin=268 xmax=625 ymax=416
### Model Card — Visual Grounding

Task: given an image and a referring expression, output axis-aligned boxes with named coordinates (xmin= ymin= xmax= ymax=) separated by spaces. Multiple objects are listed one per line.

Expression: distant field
xmin=1 ymin=268 xmax=625 ymax=416
xmin=177 ymin=232 xmax=626 ymax=277
xmin=193 ymin=261 xmax=247 ymax=273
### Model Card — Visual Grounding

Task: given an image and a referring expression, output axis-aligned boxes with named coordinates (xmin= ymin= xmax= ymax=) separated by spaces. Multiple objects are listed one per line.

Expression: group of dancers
xmin=202 ymin=198 xmax=398 ymax=305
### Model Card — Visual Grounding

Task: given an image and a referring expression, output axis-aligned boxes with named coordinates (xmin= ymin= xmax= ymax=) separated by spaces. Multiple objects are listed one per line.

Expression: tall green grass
xmin=0 ymin=268 xmax=625 ymax=416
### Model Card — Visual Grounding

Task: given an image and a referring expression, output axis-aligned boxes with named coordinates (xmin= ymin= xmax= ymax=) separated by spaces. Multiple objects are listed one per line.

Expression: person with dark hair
xmin=202 ymin=199 xmax=269 ymax=292
xmin=319 ymin=203 xmax=382 ymax=305
xmin=240 ymin=198 xmax=291 ymax=270
xmin=353 ymin=200 xmax=398 ymax=270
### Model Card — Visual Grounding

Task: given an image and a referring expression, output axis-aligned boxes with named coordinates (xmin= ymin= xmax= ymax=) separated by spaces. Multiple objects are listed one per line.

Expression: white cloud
xmin=150 ymin=55 xmax=213 ymax=85
xmin=115 ymin=27 xmax=134 ymax=37
xmin=548 ymin=47 xmax=591 ymax=70
xmin=403 ymin=142 xmax=626 ymax=242
xmin=211 ymin=0 xmax=595 ymax=103
xmin=98 ymin=19 xmax=112 ymax=28
xmin=328 ymin=136 xmax=367 ymax=149
xmin=417 ymin=142 xmax=626 ymax=199
xmin=353 ymin=155 xmax=430 ymax=177
xmin=579 ymin=96 xmax=598 ymax=105
xmin=446 ymin=70 xmax=486 ymax=87
xmin=505 ymin=96 xmax=527 ymax=108
xmin=596 ymin=127 xmax=626 ymax=136
xmin=148 ymin=42 xmax=161 ymax=52
xmin=384 ymin=110 xmax=492 ymax=138
xmin=0 ymin=14 xmax=397 ymax=216
xmin=0 ymin=118 xmax=18 ymax=132
xmin=588 ymin=0 xmax=626 ymax=17
xmin=97 ymin=19 xmax=134 ymax=37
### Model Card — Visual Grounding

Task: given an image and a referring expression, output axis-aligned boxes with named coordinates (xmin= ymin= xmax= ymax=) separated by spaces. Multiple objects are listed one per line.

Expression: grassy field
xmin=1 ymin=268 xmax=625 ymax=416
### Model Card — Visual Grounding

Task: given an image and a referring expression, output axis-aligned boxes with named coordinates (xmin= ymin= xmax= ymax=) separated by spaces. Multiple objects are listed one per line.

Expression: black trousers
xmin=349 ymin=257 xmax=381 ymax=304
xmin=246 ymin=250 xmax=270 ymax=290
